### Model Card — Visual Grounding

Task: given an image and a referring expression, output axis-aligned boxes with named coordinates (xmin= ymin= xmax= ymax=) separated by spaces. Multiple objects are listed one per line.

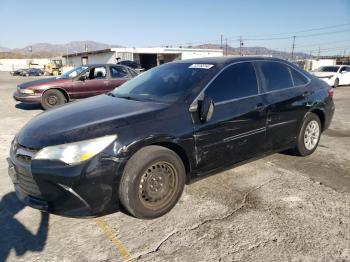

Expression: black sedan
xmin=8 ymin=57 xmax=334 ymax=219
xmin=10 ymin=69 xmax=26 ymax=76
xmin=20 ymin=68 xmax=44 ymax=76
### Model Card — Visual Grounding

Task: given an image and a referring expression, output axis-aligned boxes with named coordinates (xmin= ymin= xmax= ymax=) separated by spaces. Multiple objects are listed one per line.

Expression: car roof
xmin=172 ymin=56 xmax=292 ymax=67
xmin=83 ymin=63 xmax=129 ymax=68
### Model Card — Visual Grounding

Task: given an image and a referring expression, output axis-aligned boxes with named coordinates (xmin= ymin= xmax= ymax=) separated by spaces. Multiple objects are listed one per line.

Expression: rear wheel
xmin=293 ymin=113 xmax=321 ymax=156
xmin=334 ymin=78 xmax=339 ymax=88
xmin=119 ymin=145 xmax=186 ymax=219
xmin=41 ymin=89 xmax=67 ymax=110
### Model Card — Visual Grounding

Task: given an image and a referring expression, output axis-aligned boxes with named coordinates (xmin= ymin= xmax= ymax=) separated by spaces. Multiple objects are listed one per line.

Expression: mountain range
xmin=192 ymin=44 xmax=309 ymax=59
xmin=0 ymin=41 xmax=309 ymax=59
xmin=0 ymin=41 xmax=122 ymax=58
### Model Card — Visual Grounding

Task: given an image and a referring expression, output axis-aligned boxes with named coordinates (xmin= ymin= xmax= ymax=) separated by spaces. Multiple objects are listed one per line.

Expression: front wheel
xmin=41 ymin=89 xmax=67 ymax=110
xmin=119 ymin=146 xmax=186 ymax=219
xmin=293 ymin=113 xmax=321 ymax=156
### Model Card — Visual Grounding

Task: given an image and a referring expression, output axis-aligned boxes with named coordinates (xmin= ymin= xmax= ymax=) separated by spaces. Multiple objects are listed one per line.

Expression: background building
xmin=63 ymin=47 xmax=224 ymax=70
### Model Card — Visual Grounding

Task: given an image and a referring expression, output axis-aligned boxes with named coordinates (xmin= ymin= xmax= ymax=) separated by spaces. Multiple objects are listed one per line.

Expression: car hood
xmin=17 ymin=77 xmax=71 ymax=89
xmin=310 ymin=71 xmax=336 ymax=78
xmin=17 ymin=94 xmax=168 ymax=148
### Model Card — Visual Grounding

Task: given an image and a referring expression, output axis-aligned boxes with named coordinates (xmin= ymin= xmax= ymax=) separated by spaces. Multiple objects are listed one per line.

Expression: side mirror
xmin=79 ymin=75 xmax=87 ymax=81
xmin=199 ymin=95 xmax=214 ymax=123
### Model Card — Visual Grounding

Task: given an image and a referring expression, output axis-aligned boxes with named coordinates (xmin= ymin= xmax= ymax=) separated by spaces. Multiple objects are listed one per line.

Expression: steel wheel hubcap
xmin=304 ymin=120 xmax=320 ymax=150
xmin=47 ymin=95 xmax=58 ymax=105
xmin=139 ymin=161 xmax=178 ymax=209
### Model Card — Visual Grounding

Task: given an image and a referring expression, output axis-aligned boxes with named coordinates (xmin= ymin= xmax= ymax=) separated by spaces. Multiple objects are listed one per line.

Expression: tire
xmin=334 ymin=78 xmax=339 ymax=88
xmin=293 ymin=113 xmax=321 ymax=156
xmin=119 ymin=145 xmax=186 ymax=219
xmin=41 ymin=89 xmax=67 ymax=110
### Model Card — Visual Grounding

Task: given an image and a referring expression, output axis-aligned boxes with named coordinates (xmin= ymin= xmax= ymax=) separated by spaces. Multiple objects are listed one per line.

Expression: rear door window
xmin=205 ymin=62 xmax=259 ymax=103
xmin=110 ymin=66 xmax=129 ymax=78
xmin=256 ymin=61 xmax=293 ymax=92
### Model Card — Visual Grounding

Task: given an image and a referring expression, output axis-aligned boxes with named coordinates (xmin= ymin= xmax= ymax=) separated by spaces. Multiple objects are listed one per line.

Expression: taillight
xmin=328 ymin=88 xmax=334 ymax=98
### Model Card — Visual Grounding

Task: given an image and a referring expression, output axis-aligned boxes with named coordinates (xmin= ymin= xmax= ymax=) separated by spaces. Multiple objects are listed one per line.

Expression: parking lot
xmin=0 ymin=71 xmax=349 ymax=261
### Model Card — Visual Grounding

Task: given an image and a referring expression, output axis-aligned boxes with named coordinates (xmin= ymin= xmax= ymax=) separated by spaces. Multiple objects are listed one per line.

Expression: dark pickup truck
xmin=13 ymin=64 xmax=138 ymax=109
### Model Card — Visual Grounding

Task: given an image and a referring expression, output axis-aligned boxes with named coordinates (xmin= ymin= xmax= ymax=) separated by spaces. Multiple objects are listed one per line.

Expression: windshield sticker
xmin=189 ymin=64 xmax=214 ymax=69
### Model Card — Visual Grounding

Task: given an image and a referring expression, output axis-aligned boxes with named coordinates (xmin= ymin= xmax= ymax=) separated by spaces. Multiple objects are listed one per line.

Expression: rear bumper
xmin=13 ymin=91 xmax=42 ymax=103
xmin=324 ymin=103 xmax=335 ymax=131
xmin=7 ymin=145 xmax=127 ymax=217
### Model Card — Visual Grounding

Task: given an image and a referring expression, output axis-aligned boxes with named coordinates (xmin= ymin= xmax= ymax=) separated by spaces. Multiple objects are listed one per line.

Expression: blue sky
xmin=1 ymin=0 xmax=350 ymax=55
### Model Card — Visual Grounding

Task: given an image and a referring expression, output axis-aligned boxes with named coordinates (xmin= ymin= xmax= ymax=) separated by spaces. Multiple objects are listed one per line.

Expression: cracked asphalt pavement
xmin=0 ymin=72 xmax=349 ymax=261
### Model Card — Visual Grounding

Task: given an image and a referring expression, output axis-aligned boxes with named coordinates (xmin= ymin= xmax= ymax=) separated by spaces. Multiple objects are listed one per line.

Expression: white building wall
xmin=67 ymin=52 xmax=116 ymax=66
xmin=0 ymin=58 xmax=51 ymax=71
xmin=116 ymin=52 xmax=133 ymax=61
xmin=310 ymin=59 xmax=336 ymax=71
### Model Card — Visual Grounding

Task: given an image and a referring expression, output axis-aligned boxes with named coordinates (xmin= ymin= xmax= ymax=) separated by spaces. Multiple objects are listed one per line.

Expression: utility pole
xmin=66 ymin=47 xmax=69 ymax=65
xmin=225 ymin=38 xmax=228 ymax=56
xmin=220 ymin=34 xmax=223 ymax=50
xmin=239 ymin=36 xmax=244 ymax=56
xmin=291 ymin=35 xmax=296 ymax=60
xmin=317 ymin=47 xmax=321 ymax=59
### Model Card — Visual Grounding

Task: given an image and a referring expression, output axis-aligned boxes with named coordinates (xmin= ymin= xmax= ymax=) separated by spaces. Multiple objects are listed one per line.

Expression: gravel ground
xmin=0 ymin=72 xmax=349 ymax=262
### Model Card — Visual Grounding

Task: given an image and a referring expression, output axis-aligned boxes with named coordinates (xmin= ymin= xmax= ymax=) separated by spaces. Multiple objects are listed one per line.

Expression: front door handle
xmin=302 ymin=91 xmax=313 ymax=98
xmin=255 ymin=103 xmax=265 ymax=112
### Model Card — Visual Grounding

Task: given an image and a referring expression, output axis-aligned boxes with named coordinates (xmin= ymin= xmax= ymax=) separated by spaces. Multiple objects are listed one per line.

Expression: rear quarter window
xmin=289 ymin=67 xmax=309 ymax=86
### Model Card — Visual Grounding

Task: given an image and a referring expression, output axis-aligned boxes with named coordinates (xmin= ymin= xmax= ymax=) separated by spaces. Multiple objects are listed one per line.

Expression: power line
xmin=310 ymin=45 xmax=350 ymax=52
xmin=240 ymin=22 xmax=350 ymax=37
xmin=297 ymin=38 xmax=350 ymax=48
xmin=234 ymin=28 xmax=350 ymax=42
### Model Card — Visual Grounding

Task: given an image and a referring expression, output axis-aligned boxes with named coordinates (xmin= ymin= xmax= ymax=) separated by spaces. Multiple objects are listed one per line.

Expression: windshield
xmin=317 ymin=66 xmax=339 ymax=72
xmin=111 ymin=63 xmax=218 ymax=103
xmin=59 ymin=66 xmax=88 ymax=79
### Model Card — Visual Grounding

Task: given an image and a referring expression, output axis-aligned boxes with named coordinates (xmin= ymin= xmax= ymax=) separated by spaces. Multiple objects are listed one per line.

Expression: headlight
xmin=33 ymin=135 xmax=117 ymax=165
xmin=20 ymin=89 xmax=34 ymax=94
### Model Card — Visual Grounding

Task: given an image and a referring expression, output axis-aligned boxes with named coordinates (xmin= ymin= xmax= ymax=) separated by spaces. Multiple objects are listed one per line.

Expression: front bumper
xmin=8 ymin=145 xmax=127 ymax=217
xmin=13 ymin=91 xmax=42 ymax=103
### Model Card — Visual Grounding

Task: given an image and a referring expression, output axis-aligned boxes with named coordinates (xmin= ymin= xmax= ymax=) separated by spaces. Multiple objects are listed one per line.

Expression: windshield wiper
xmin=111 ymin=94 xmax=141 ymax=101
xmin=107 ymin=92 xmax=116 ymax=97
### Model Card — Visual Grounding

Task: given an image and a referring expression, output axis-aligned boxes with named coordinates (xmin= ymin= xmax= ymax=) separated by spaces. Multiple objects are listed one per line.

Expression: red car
xmin=13 ymin=64 xmax=138 ymax=109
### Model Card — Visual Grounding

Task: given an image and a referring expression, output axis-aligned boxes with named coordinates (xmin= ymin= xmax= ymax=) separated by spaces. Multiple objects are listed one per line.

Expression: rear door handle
xmin=255 ymin=103 xmax=266 ymax=112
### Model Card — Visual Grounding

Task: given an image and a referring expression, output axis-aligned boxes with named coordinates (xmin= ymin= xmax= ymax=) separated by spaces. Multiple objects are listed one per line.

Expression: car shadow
xmin=0 ymin=192 xmax=49 ymax=261
xmin=15 ymin=103 xmax=42 ymax=111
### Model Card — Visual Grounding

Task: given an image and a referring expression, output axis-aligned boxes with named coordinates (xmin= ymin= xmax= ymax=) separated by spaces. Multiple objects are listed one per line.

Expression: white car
xmin=311 ymin=65 xmax=350 ymax=87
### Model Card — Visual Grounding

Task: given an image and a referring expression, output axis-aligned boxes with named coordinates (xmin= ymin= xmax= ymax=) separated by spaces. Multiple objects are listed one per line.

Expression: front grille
xmin=12 ymin=143 xmax=42 ymax=197
xmin=15 ymin=144 xmax=38 ymax=163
